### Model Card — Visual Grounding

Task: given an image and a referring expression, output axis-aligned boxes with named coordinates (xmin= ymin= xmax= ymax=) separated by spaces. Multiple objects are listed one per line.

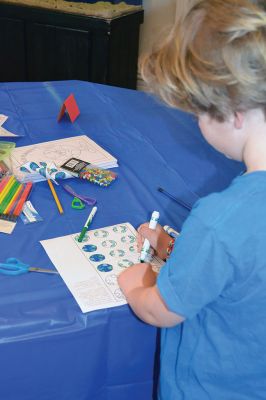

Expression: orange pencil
xmin=13 ymin=182 xmax=33 ymax=217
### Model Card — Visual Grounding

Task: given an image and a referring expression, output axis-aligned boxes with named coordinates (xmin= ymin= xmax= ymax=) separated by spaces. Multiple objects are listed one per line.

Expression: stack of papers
xmin=10 ymin=135 xmax=118 ymax=182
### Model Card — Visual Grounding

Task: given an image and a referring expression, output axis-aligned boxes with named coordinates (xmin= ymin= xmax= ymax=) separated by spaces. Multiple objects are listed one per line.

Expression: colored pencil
xmin=13 ymin=182 xmax=33 ymax=217
xmin=4 ymin=184 xmax=23 ymax=214
xmin=47 ymin=179 xmax=64 ymax=214
xmin=0 ymin=181 xmax=20 ymax=214
xmin=0 ymin=176 xmax=9 ymax=194
xmin=0 ymin=176 xmax=15 ymax=204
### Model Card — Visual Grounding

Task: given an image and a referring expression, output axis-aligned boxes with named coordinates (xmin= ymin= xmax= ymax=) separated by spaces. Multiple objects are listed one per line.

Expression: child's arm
xmin=118 ymin=263 xmax=184 ymax=328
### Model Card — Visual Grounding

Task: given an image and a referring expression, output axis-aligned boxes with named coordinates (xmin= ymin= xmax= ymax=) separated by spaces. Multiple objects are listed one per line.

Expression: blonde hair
xmin=141 ymin=0 xmax=266 ymax=121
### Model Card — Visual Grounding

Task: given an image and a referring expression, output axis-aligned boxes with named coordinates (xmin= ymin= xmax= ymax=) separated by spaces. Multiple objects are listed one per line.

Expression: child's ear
xmin=234 ymin=112 xmax=244 ymax=129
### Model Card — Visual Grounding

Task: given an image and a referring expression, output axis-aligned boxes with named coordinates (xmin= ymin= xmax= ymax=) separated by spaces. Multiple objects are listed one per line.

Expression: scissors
xmin=0 ymin=258 xmax=59 ymax=275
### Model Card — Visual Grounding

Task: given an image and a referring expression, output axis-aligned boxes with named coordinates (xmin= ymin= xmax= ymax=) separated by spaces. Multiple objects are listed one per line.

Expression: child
xmin=118 ymin=1 xmax=266 ymax=399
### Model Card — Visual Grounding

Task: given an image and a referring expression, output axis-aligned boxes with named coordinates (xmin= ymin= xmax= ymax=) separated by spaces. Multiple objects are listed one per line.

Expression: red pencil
xmin=13 ymin=182 xmax=33 ymax=217
xmin=0 ymin=176 xmax=10 ymax=194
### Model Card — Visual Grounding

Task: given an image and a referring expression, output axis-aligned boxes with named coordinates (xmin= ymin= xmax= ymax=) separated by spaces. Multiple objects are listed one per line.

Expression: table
xmin=0 ymin=80 xmax=243 ymax=400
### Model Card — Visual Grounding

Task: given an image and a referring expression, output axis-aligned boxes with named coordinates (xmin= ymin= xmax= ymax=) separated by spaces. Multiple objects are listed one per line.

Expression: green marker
xmin=78 ymin=206 xmax=98 ymax=242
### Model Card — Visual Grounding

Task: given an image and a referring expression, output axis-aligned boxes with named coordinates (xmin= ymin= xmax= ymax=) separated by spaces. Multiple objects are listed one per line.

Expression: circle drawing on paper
xmin=89 ymin=254 xmax=105 ymax=262
xmin=118 ymin=259 xmax=134 ymax=268
xmin=129 ymin=245 xmax=137 ymax=253
xmin=97 ymin=263 xmax=113 ymax=273
xmin=121 ymin=235 xmax=136 ymax=244
xmin=109 ymin=249 xmax=125 ymax=258
xmin=102 ymin=240 xmax=117 ymax=249
xmin=114 ymin=288 xmax=125 ymax=301
xmin=113 ymin=225 xmax=128 ymax=234
xmin=82 ymin=244 xmax=97 ymax=252
xmin=105 ymin=274 xmax=117 ymax=286
xmin=94 ymin=230 xmax=108 ymax=238
xmin=75 ymin=234 xmax=90 ymax=242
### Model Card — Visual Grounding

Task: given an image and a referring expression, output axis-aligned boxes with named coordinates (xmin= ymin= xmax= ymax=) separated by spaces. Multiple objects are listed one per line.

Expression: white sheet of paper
xmin=0 ymin=115 xmax=18 ymax=137
xmin=0 ymin=126 xmax=18 ymax=137
xmin=11 ymin=135 xmax=118 ymax=181
xmin=40 ymin=223 xmax=164 ymax=313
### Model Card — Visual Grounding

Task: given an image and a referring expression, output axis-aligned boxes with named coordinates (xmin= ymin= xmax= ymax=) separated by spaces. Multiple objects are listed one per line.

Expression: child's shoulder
xmin=192 ymin=172 xmax=266 ymax=230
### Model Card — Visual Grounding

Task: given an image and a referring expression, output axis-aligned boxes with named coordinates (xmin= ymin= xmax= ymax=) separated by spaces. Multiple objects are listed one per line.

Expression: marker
xmin=78 ymin=206 xmax=97 ymax=243
xmin=163 ymin=225 xmax=180 ymax=238
xmin=140 ymin=210 xmax=160 ymax=263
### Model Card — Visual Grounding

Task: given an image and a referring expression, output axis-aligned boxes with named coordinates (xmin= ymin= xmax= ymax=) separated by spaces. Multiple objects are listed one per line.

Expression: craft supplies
xmin=0 ymin=160 xmax=10 ymax=179
xmin=0 ymin=258 xmax=59 ymax=275
xmin=60 ymin=158 xmax=117 ymax=187
xmin=163 ymin=225 xmax=180 ymax=238
xmin=11 ymin=135 xmax=118 ymax=182
xmin=0 ymin=176 xmax=33 ymax=234
xmin=78 ymin=206 xmax=97 ymax=242
xmin=0 ymin=141 xmax=16 ymax=161
xmin=20 ymin=161 xmax=72 ymax=184
xmin=62 ymin=184 xmax=96 ymax=206
xmin=20 ymin=201 xmax=43 ymax=224
xmin=13 ymin=182 xmax=33 ymax=217
xmin=140 ymin=211 xmax=160 ymax=263
xmin=158 ymin=187 xmax=192 ymax=211
xmin=47 ymin=179 xmax=64 ymax=214
xmin=71 ymin=197 xmax=85 ymax=210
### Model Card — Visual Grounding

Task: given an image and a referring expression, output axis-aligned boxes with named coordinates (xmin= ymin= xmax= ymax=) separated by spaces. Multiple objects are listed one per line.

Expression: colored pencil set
xmin=0 ymin=175 xmax=33 ymax=221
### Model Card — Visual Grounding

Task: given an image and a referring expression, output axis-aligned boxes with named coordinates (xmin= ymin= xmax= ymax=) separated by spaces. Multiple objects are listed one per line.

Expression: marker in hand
xmin=78 ymin=206 xmax=97 ymax=243
xmin=140 ymin=211 xmax=160 ymax=263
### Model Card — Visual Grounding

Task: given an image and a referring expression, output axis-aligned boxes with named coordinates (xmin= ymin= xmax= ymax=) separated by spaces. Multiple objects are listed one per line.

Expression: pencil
xmin=0 ymin=176 xmax=15 ymax=204
xmin=13 ymin=182 xmax=33 ymax=217
xmin=47 ymin=179 xmax=64 ymax=214
xmin=0 ymin=180 xmax=20 ymax=214
xmin=0 ymin=176 xmax=9 ymax=194
xmin=4 ymin=184 xmax=23 ymax=214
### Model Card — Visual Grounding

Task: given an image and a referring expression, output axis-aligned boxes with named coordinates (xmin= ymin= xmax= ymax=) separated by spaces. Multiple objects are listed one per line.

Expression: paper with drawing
xmin=11 ymin=135 xmax=118 ymax=181
xmin=40 ymin=223 xmax=164 ymax=313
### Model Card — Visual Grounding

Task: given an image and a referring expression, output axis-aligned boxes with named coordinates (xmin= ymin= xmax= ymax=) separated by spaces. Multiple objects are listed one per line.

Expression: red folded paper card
xmin=57 ymin=93 xmax=80 ymax=123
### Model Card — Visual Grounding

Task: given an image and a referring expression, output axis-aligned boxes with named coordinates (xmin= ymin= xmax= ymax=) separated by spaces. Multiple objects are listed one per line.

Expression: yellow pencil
xmin=47 ymin=179 xmax=64 ymax=214
xmin=0 ymin=176 xmax=16 ymax=204
xmin=3 ymin=183 xmax=23 ymax=214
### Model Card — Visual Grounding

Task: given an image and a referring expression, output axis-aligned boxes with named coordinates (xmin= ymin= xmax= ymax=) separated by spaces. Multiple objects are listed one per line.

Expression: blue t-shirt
xmin=157 ymin=172 xmax=266 ymax=400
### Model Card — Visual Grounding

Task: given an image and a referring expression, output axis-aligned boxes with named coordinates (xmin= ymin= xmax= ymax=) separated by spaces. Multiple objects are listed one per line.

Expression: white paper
xmin=11 ymin=135 xmax=118 ymax=182
xmin=40 ymin=223 xmax=164 ymax=313
xmin=0 ymin=115 xmax=18 ymax=137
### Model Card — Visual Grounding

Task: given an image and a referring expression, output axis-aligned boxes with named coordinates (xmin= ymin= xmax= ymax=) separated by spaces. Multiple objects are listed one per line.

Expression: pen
xmin=140 ymin=210 xmax=160 ymax=263
xmin=78 ymin=206 xmax=97 ymax=243
xmin=158 ymin=187 xmax=192 ymax=211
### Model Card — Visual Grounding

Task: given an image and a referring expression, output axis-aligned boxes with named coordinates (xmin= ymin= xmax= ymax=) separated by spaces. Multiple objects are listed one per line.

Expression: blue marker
xmin=140 ymin=211 xmax=160 ymax=263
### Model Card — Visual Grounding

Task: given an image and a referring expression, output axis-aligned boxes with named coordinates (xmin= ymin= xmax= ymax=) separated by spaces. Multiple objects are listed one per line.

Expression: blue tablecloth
xmin=0 ymin=80 xmax=243 ymax=400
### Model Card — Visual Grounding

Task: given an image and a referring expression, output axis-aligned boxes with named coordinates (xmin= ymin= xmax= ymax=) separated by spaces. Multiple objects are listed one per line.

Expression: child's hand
xmin=137 ymin=223 xmax=172 ymax=260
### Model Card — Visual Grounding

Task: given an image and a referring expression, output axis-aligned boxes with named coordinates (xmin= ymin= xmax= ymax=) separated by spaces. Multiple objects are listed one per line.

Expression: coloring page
xmin=41 ymin=223 xmax=164 ymax=313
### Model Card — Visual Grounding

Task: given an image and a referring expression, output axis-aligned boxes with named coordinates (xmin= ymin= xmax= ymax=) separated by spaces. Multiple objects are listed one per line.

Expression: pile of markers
xmin=0 ymin=175 xmax=32 ymax=221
